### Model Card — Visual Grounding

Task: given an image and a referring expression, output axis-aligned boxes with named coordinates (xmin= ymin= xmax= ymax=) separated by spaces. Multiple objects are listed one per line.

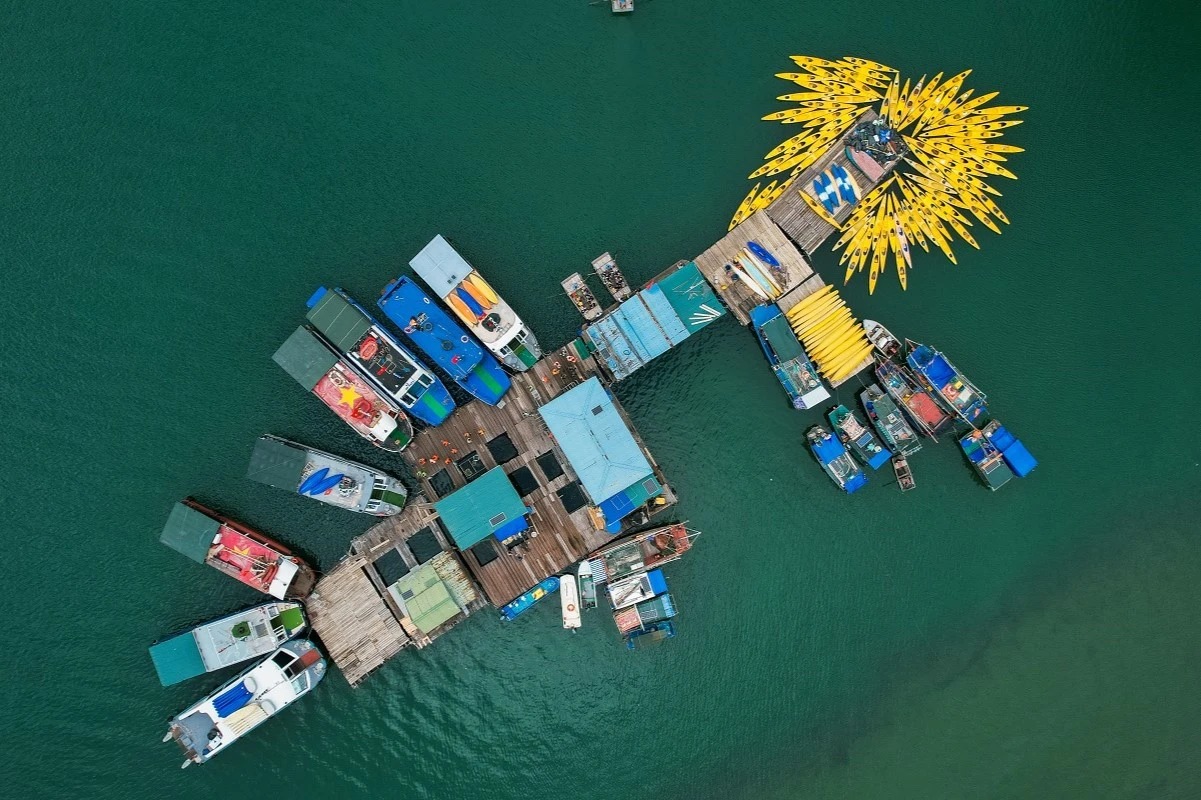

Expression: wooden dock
xmin=764 ymin=108 xmax=899 ymax=255
xmin=399 ymin=346 xmax=676 ymax=605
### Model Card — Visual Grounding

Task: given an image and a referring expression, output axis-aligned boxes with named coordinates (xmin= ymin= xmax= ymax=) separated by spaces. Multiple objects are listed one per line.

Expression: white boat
xmin=164 ymin=639 xmax=326 ymax=767
xmin=149 ymin=602 xmax=307 ymax=686
xmin=560 ymin=573 xmax=582 ymax=630
xmin=863 ymin=318 xmax=902 ymax=358
xmin=246 ymin=434 xmax=408 ymax=516
xmin=409 ymin=234 xmax=543 ymax=372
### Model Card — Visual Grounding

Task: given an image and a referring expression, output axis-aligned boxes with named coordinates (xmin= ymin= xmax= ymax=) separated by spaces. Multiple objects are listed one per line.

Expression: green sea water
xmin=3 ymin=1 xmax=1200 ymax=798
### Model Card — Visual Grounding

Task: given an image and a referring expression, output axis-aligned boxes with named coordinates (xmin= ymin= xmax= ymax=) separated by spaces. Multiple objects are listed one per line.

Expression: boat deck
xmin=561 ymin=272 xmax=603 ymax=321
xmin=399 ymin=347 xmax=677 ymax=605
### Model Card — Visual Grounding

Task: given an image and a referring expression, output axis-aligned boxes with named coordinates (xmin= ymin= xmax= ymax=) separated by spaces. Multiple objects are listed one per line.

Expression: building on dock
xmin=580 ymin=260 xmax=726 ymax=382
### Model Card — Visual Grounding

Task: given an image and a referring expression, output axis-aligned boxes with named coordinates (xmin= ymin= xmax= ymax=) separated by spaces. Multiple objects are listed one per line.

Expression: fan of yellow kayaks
xmin=782 ymin=285 xmax=874 ymax=384
xmin=731 ymin=56 xmax=1026 ymax=293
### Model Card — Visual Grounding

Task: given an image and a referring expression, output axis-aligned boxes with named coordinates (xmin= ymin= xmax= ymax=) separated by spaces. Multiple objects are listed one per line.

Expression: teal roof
xmin=434 ymin=467 xmax=527 ymax=549
xmin=272 ymin=327 xmax=339 ymax=390
xmin=538 ymin=377 xmax=653 ymax=504
xmin=148 ymin=632 xmax=206 ymax=686
xmin=655 ymin=261 xmax=726 ymax=333
xmin=306 ymin=289 xmax=372 ymax=353
xmin=245 ymin=436 xmax=306 ymax=491
xmin=160 ymin=502 xmax=220 ymax=564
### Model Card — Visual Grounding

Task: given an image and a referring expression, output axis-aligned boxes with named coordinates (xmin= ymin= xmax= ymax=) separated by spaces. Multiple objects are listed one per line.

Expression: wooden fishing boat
xmin=806 ymin=424 xmax=868 ymax=493
xmin=592 ymin=251 xmax=632 ymax=302
xmin=874 ymin=358 xmax=954 ymax=440
xmin=578 ymin=560 xmax=597 ymax=610
xmin=862 ymin=318 xmax=902 ymax=358
xmin=561 ymin=272 xmax=603 ymax=321
xmin=892 ymin=455 xmax=916 ymax=492
xmin=860 ymin=384 xmax=922 ymax=456
xmin=828 ymin=404 xmax=893 ymax=470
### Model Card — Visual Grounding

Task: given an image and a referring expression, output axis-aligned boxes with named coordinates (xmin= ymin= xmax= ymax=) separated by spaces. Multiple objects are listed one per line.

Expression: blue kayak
xmin=747 ymin=240 xmax=780 ymax=267
xmin=813 ymin=173 xmax=839 ymax=213
xmin=830 ymin=164 xmax=858 ymax=205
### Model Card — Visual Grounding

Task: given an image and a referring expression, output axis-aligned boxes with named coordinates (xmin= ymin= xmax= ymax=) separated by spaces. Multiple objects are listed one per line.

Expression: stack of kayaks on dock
xmin=723 ymin=238 xmax=791 ymax=302
xmin=782 ymin=285 xmax=874 ymax=384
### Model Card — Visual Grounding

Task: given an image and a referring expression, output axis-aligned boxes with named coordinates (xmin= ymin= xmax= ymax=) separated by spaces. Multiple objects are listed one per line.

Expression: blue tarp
xmin=989 ymin=425 xmax=1038 ymax=477
xmin=921 ymin=353 xmax=956 ymax=389
xmin=492 ymin=515 xmax=529 ymax=543
xmin=810 ymin=431 xmax=847 ymax=464
xmin=645 ymin=569 xmax=668 ymax=597
xmin=639 ymin=285 xmax=691 ymax=345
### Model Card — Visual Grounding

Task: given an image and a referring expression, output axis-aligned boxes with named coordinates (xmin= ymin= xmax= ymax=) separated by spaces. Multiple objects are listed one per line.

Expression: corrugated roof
xmin=245 ymin=436 xmax=306 ymax=492
xmin=538 ymin=377 xmax=653 ymax=504
xmin=433 ymin=466 xmax=527 ymax=549
xmin=272 ymin=327 xmax=339 ymax=390
xmin=409 ymin=234 xmax=472 ymax=299
xmin=160 ymin=502 xmax=220 ymax=564
xmin=305 ymin=288 xmax=372 ymax=353
xmin=393 ymin=563 xmax=460 ymax=634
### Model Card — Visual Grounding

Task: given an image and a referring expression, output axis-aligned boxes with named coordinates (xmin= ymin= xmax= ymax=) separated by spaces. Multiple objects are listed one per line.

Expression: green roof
xmin=393 ymin=564 xmax=460 ymax=634
xmin=272 ymin=327 xmax=339 ymax=390
xmin=148 ymin=632 xmax=206 ymax=686
xmin=245 ymin=436 xmax=306 ymax=491
xmin=160 ymin=502 xmax=220 ymax=564
xmin=306 ymin=289 xmax=372 ymax=353
xmin=760 ymin=314 xmax=805 ymax=362
xmin=433 ymin=466 xmax=527 ymax=549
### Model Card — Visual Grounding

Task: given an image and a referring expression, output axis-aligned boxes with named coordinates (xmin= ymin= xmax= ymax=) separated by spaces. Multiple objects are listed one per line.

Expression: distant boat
xmin=578 ymin=560 xmax=597 ymax=610
xmin=560 ymin=573 xmax=582 ymax=630
xmin=304 ymin=286 xmax=455 ymax=426
xmin=149 ymin=602 xmax=307 ymax=687
xmin=982 ymin=420 xmax=1038 ymax=477
xmin=906 ymin=339 xmax=989 ymax=425
xmin=246 ymin=434 xmax=407 ymax=516
xmin=409 ymin=235 xmax=543 ymax=372
xmin=874 ymin=358 xmax=954 ymax=440
xmin=607 ymin=568 xmax=668 ymax=610
xmin=592 ymin=251 xmax=633 ymax=302
xmin=159 ymin=499 xmax=316 ymax=600
xmin=626 ymin=621 xmax=675 ymax=650
xmin=860 ymin=384 xmax=922 ymax=456
xmin=892 ymin=455 xmax=916 ymax=492
xmin=959 ymin=428 xmax=1015 ymax=490
xmin=611 ymin=0 xmax=634 ymax=13
xmin=163 ymin=639 xmax=326 ymax=767
xmin=750 ymin=304 xmax=830 ymax=410
xmin=377 ymin=276 xmax=511 ymax=406
xmin=499 ymin=577 xmax=560 ymax=621
xmin=562 ymin=272 xmax=603 ymax=321
xmin=272 ymin=326 xmax=413 ymax=451
xmin=828 ymin=404 xmax=892 ymax=470
xmin=862 ymin=318 xmax=902 ymax=359
xmin=806 ymin=424 xmax=868 ymax=493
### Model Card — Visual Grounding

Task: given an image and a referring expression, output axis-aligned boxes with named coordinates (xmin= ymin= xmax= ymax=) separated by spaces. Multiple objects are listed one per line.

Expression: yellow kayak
xmin=467 ymin=273 xmax=499 ymax=305
xmin=446 ymin=292 xmax=480 ymax=325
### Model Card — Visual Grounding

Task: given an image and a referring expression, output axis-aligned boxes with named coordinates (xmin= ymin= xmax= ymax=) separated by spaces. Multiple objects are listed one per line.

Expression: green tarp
xmin=434 ymin=466 xmax=527 ymax=549
xmin=160 ymin=502 xmax=220 ymax=563
xmin=245 ymin=437 xmax=306 ymax=492
xmin=760 ymin=314 xmax=805 ymax=362
xmin=306 ymin=290 xmax=372 ymax=354
xmin=655 ymin=261 xmax=725 ymax=333
xmin=272 ymin=327 xmax=339 ymax=390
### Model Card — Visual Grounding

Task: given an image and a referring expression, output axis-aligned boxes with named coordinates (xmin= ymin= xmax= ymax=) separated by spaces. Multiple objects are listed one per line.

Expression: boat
xmin=246 ymin=434 xmax=408 ymax=516
xmin=377 ymin=276 xmax=511 ymax=405
xmin=906 ymin=339 xmax=988 ymax=425
xmin=892 ymin=455 xmax=916 ymax=492
xmin=959 ymin=428 xmax=1014 ymax=490
xmin=272 ymin=327 xmax=413 ymax=451
xmin=982 ymin=419 xmax=1038 ymax=477
xmin=828 ymin=404 xmax=893 ymax=470
xmin=613 ymin=593 xmax=676 ymax=636
xmin=863 ymin=318 xmax=902 ymax=358
xmin=860 ymin=384 xmax=922 ymax=456
xmin=561 ymin=272 xmax=603 ymax=321
xmin=806 ymin=425 xmax=868 ymax=493
xmin=592 ymin=251 xmax=633 ymax=302
xmin=560 ymin=572 xmax=581 ymax=630
xmin=499 ymin=577 xmax=560 ymax=621
xmin=607 ymin=568 xmax=668 ymax=610
xmin=159 ymin=499 xmax=317 ymax=599
xmin=304 ymin=286 xmax=455 ymax=426
xmin=611 ymin=0 xmax=634 ymax=12
xmin=578 ymin=560 xmax=597 ymax=609
xmin=149 ymin=603 xmax=307 ymax=687
xmin=874 ymin=358 xmax=954 ymax=440
xmin=408 ymin=235 xmax=542 ymax=372
xmin=750 ymin=304 xmax=830 ymax=409
xmin=625 ymin=621 xmax=676 ymax=650
xmin=163 ymin=639 xmax=326 ymax=767
xmin=747 ymin=240 xmax=781 ymax=267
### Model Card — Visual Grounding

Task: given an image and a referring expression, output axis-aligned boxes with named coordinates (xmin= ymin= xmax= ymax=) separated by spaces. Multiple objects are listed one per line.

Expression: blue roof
xmin=376 ymin=277 xmax=485 ymax=378
xmin=810 ymin=430 xmax=847 ymax=464
xmin=539 ymin=377 xmax=654 ymax=504
xmin=434 ymin=467 xmax=528 ymax=549
xmin=989 ymin=425 xmax=1038 ymax=477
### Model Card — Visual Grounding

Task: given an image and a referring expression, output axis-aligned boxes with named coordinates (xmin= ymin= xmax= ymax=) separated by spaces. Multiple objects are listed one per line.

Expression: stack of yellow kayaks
xmin=732 ymin=55 xmax=1025 ymax=291
xmin=782 ymin=285 xmax=873 ymax=384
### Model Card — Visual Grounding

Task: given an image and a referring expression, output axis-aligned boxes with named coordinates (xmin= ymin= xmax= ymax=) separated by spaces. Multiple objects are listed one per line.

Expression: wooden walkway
xmin=399 ymin=346 xmax=676 ymax=605
xmin=764 ymin=108 xmax=899 ymax=255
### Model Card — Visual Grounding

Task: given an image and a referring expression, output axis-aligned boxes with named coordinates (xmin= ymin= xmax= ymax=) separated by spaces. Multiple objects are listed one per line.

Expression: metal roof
xmin=409 ymin=234 xmax=473 ymax=299
xmin=272 ymin=327 xmax=339 ymax=390
xmin=305 ymin=287 xmax=372 ymax=353
xmin=160 ymin=502 xmax=220 ymax=564
xmin=392 ymin=564 xmax=460 ymax=634
xmin=245 ymin=436 xmax=306 ymax=492
xmin=433 ymin=466 xmax=528 ymax=549
xmin=538 ymin=377 xmax=653 ymax=504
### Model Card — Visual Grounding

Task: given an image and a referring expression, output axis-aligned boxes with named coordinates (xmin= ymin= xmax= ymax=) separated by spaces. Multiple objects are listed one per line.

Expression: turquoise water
xmin=2 ymin=1 xmax=1200 ymax=797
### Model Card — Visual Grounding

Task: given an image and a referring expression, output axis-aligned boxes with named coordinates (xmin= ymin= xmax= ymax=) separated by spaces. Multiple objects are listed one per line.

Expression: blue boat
xmin=983 ymin=420 xmax=1038 ymax=477
xmin=305 ymin=286 xmax=455 ymax=426
xmin=750 ymin=304 xmax=830 ymax=410
xmin=828 ymin=404 xmax=892 ymax=470
xmin=377 ymin=277 xmax=511 ymax=406
xmin=499 ymin=577 xmax=560 ymax=621
xmin=806 ymin=424 xmax=868 ymax=493
xmin=905 ymin=339 xmax=989 ymax=425
xmin=959 ymin=427 xmax=1014 ymax=490
xmin=747 ymin=240 xmax=781 ymax=268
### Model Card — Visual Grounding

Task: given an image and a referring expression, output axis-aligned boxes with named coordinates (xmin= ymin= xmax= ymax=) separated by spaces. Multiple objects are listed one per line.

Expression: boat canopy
xmin=909 ymin=346 xmax=956 ymax=388
xmin=245 ymin=437 xmax=307 ymax=492
xmin=760 ymin=314 xmax=806 ymax=363
xmin=409 ymin=234 xmax=473 ymax=299
xmin=988 ymin=424 xmax=1038 ymax=477
xmin=272 ymin=327 xmax=339 ymax=390
xmin=810 ymin=431 xmax=847 ymax=464
xmin=149 ymin=632 xmax=207 ymax=686
xmin=305 ymin=287 xmax=373 ymax=354
xmin=433 ymin=466 xmax=528 ymax=549
xmin=160 ymin=502 xmax=220 ymax=564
